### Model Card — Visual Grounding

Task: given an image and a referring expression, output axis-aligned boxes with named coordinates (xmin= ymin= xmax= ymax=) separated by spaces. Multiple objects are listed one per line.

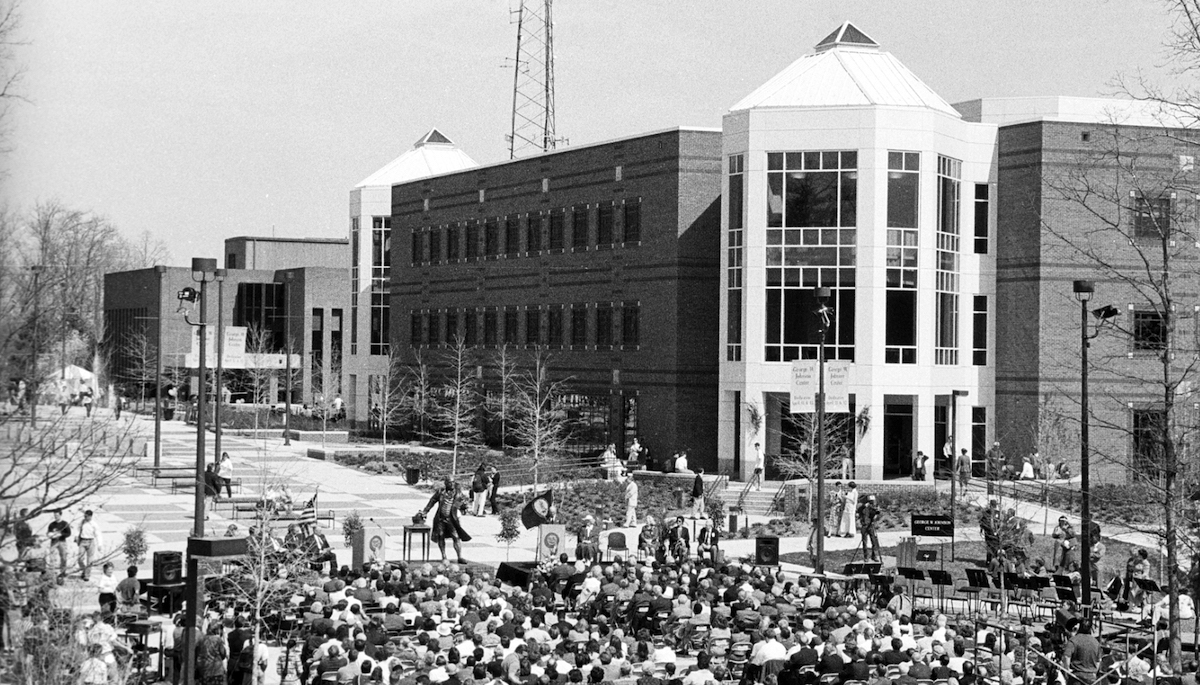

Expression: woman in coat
xmin=196 ymin=623 xmax=228 ymax=685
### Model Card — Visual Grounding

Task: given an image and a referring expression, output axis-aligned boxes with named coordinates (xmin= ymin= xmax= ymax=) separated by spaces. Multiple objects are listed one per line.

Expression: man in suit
xmin=421 ymin=477 xmax=472 ymax=564
xmin=667 ymin=517 xmax=691 ymax=562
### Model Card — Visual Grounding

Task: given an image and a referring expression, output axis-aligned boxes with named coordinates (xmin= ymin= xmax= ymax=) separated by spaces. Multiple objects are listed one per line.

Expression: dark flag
xmin=521 ymin=490 xmax=554 ymax=529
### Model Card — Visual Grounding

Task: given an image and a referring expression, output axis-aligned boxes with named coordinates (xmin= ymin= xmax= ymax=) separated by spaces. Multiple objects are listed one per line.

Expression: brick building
xmin=388 ymin=127 xmax=723 ymax=470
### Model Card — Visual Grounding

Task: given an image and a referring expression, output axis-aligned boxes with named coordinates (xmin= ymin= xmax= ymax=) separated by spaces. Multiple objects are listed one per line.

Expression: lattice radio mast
xmin=507 ymin=0 xmax=566 ymax=158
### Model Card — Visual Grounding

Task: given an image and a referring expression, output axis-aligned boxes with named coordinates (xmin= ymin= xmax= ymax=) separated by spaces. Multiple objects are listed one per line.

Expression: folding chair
xmin=606 ymin=531 xmax=629 ymax=561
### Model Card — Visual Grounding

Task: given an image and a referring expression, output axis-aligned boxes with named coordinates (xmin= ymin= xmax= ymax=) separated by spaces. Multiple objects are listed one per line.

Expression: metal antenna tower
xmin=507 ymin=0 xmax=565 ymax=158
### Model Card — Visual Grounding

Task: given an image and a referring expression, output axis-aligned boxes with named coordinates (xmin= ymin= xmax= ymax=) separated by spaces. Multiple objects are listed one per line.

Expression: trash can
xmin=673 ymin=487 xmax=684 ymax=508
xmin=405 ymin=467 xmax=420 ymax=485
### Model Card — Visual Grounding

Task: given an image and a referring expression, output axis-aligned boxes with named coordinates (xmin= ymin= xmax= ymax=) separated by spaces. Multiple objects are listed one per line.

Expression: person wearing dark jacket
xmin=840 ymin=655 xmax=871 ymax=684
xmin=488 ymin=466 xmax=502 ymax=514
xmin=691 ymin=469 xmax=706 ymax=518
xmin=421 ymin=477 xmax=472 ymax=564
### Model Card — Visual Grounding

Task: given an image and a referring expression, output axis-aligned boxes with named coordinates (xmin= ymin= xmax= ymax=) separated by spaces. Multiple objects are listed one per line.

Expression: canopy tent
xmin=44 ymin=364 xmax=96 ymax=396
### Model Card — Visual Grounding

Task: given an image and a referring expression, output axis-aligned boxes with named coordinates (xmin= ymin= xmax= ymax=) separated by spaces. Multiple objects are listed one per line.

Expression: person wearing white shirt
xmin=750 ymin=629 xmax=787 ymax=665
xmin=76 ymin=510 xmax=101 ymax=581
xmin=683 ymin=653 xmax=716 ymax=685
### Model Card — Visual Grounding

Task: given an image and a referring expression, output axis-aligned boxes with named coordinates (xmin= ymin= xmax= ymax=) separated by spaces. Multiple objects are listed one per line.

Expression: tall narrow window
xmin=597 ymin=203 xmax=614 ymax=245
xmin=727 ymin=154 xmax=745 ymax=361
xmin=410 ymin=229 xmax=421 ymax=266
xmin=935 ymin=155 xmax=961 ymax=365
xmin=504 ymin=308 xmax=520 ymax=345
xmin=485 ymin=219 xmax=499 ymax=257
xmin=410 ymin=311 xmax=422 ymax=346
xmin=570 ymin=306 xmax=587 ymax=346
xmin=549 ymin=211 xmax=564 ymax=250
xmin=505 ymin=216 xmax=520 ymax=255
xmin=972 ymin=295 xmax=987 ymax=366
xmin=886 ymin=151 xmax=919 ymax=364
xmin=464 ymin=309 xmax=478 ymax=346
xmin=548 ymin=308 xmax=564 ymax=347
xmin=764 ymin=150 xmax=858 ymax=361
xmin=428 ymin=311 xmax=441 ymax=346
xmin=622 ymin=303 xmax=640 ymax=347
xmin=525 ymin=309 xmax=540 ymax=346
xmin=974 ymin=184 xmax=990 ymax=254
xmin=1133 ymin=309 xmax=1167 ymax=351
xmin=428 ymin=227 xmax=441 ymax=264
xmin=596 ymin=305 xmax=613 ymax=346
xmin=447 ymin=224 xmax=460 ymax=261
xmin=371 ymin=216 xmax=391 ymax=356
xmin=483 ymin=309 xmax=497 ymax=347
xmin=466 ymin=221 xmax=480 ymax=260
xmin=527 ymin=214 xmax=543 ymax=252
xmin=623 ymin=201 xmax=641 ymax=243
xmin=1132 ymin=408 xmax=1166 ymax=477
xmin=445 ymin=310 xmax=459 ymax=344
xmin=350 ymin=217 xmax=360 ymax=355
xmin=572 ymin=206 xmax=589 ymax=248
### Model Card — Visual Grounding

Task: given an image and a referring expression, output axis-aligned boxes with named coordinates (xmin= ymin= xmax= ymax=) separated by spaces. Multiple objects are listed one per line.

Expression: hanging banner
xmin=789 ymin=360 xmax=817 ymax=414
xmin=826 ymin=362 xmax=851 ymax=413
xmin=222 ymin=327 xmax=248 ymax=369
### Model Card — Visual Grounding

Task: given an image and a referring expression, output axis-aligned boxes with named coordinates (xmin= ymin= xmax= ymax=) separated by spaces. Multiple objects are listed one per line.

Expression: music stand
xmin=1052 ymin=574 xmax=1073 ymax=588
xmin=928 ymin=570 xmax=954 ymax=612
xmin=1055 ymin=586 xmax=1078 ymax=603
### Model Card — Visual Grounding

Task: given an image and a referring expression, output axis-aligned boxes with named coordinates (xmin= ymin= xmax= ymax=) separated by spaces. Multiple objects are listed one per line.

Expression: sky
xmin=1 ymin=0 xmax=1184 ymax=263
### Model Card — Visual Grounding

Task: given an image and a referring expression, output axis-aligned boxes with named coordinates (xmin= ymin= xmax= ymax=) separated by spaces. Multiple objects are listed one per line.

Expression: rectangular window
xmin=483 ymin=309 xmax=497 ymax=347
xmin=596 ymin=305 xmax=613 ymax=346
xmin=727 ymin=154 xmax=745 ymax=361
xmin=766 ymin=150 xmax=857 ymax=228
xmin=428 ymin=227 xmax=441 ymax=264
xmin=549 ymin=211 xmax=565 ymax=250
xmin=548 ymin=308 xmax=564 ymax=347
xmin=597 ymin=203 xmax=614 ymax=245
xmin=1132 ymin=408 xmax=1166 ymax=477
xmin=525 ymin=309 xmax=541 ymax=346
xmin=886 ymin=151 xmax=920 ymax=229
xmin=410 ymin=311 xmax=422 ymax=347
xmin=466 ymin=221 xmax=480 ymax=260
xmin=527 ymin=214 xmax=543 ymax=252
xmin=1133 ymin=309 xmax=1167 ymax=351
xmin=350 ymin=218 xmax=360 ymax=354
xmin=623 ymin=201 xmax=641 ymax=243
xmin=410 ymin=229 xmax=420 ymax=266
xmin=464 ymin=309 xmax=478 ymax=346
xmin=428 ymin=311 xmax=441 ymax=346
xmin=935 ymin=155 xmax=962 ymax=365
xmin=974 ymin=183 xmax=990 ymax=254
xmin=1133 ymin=194 xmax=1172 ymax=239
xmin=622 ymin=303 xmax=640 ymax=347
xmin=505 ymin=216 xmax=520 ymax=255
xmin=485 ymin=219 xmax=499 ymax=257
xmin=572 ymin=206 xmax=589 ymax=248
xmin=972 ymin=295 xmax=987 ymax=366
xmin=885 ymin=290 xmax=917 ymax=364
xmin=504 ymin=308 xmax=520 ymax=345
xmin=447 ymin=224 xmax=460 ymax=261
xmin=370 ymin=291 xmax=389 ymax=356
xmin=570 ymin=306 xmax=587 ymax=346
xmin=445 ymin=310 xmax=458 ymax=344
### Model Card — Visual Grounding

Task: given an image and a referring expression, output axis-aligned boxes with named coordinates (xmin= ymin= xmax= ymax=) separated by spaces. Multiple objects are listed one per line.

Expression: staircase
xmin=724 ymin=481 xmax=784 ymax=517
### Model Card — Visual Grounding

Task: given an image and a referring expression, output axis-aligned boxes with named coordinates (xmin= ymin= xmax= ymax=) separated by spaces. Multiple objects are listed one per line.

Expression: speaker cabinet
xmin=153 ymin=551 xmax=183 ymax=585
xmin=755 ymin=536 xmax=780 ymax=566
xmin=187 ymin=536 xmax=248 ymax=558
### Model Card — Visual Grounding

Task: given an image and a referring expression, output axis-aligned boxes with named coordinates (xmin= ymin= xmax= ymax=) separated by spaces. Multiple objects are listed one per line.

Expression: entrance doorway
xmin=883 ymin=400 xmax=914 ymax=479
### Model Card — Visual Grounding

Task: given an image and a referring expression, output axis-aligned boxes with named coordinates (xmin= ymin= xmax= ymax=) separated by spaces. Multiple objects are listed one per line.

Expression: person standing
xmin=751 ymin=442 xmax=765 ymax=491
xmin=839 ymin=482 xmax=858 ymax=538
xmin=1053 ymin=516 xmax=1077 ymax=573
xmin=957 ymin=448 xmax=971 ymax=496
xmin=470 ymin=463 xmax=489 ymax=517
xmin=487 ymin=465 xmax=501 ymax=514
xmin=690 ymin=469 xmax=706 ymax=518
xmin=76 ymin=510 xmax=101 ymax=580
xmin=1061 ymin=619 xmax=1101 ymax=685
xmin=912 ymin=451 xmax=928 ymax=481
xmin=623 ymin=475 xmax=639 ymax=527
xmin=46 ymin=509 xmax=70 ymax=581
xmin=196 ymin=622 xmax=228 ymax=685
xmin=986 ymin=441 xmax=1005 ymax=483
xmin=1089 ymin=523 xmax=1105 ymax=590
xmin=81 ymin=387 xmax=94 ymax=418
xmin=217 ymin=452 xmax=234 ymax=499
xmin=858 ymin=495 xmax=881 ymax=562
xmin=831 ymin=483 xmax=847 ymax=538
xmin=420 ymin=477 xmax=471 ymax=564
xmin=1124 ymin=549 xmax=1150 ymax=606
xmin=113 ymin=393 xmax=123 ymax=420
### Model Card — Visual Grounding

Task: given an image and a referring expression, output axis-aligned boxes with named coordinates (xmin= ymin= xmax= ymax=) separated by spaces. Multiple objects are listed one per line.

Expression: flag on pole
xmin=521 ymin=490 xmax=554 ymax=529
xmin=298 ymin=492 xmax=318 ymax=525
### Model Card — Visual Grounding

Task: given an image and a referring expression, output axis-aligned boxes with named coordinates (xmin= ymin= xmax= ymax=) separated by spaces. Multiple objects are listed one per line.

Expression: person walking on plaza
xmin=47 ymin=509 xmax=70 ymax=581
xmin=76 ymin=509 xmax=101 ymax=580
xmin=751 ymin=442 xmax=764 ymax=491
xmin=623 ymin=475 xmax=639 ymax=527
xmin=690 ymin=469 xmax=706 ymax=518
xmin=471 ymin=463 xmax=489 ymax=516
xmin=838 ymin=482 xmax=858 ymax=538
xmin=957 ymin=448 xmax=971 ymax=496
xmin=81 ymin=387 xmax=94 ymax=417
xmin=217 ymin=452 xmax=234 ymax=499
xmin=912 ymin=451 xmax=928 ymax=481
xmin=859 ymin=495 xmax=881 ymax=562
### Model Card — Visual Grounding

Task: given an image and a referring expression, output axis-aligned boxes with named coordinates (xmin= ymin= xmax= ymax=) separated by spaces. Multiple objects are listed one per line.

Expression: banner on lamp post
xmin=789 ymin=359 xmax=850 ymax=414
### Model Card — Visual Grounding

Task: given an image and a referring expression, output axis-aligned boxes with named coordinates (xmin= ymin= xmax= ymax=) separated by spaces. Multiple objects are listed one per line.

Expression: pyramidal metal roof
xmin=730 ymin=22 xmax=959 ymax=117
xmin=356 ymin=128 xmax=478 ymax=188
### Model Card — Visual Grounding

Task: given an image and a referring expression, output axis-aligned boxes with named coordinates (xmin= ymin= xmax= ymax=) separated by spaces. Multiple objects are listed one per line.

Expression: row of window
xmin=409 ymin=302 xmax=641 ymax=349
xmin=410 ymin=200 xmax=642 ymax=265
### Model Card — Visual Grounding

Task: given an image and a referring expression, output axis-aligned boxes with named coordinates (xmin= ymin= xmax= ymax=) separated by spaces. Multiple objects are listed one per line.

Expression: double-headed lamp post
xmin=180 ymin=257 xmax=217 ymax=685
xmin=814 ymin=286 xmax=832 ymax=574
xmin=1072 ymin=279 xmax=1119 ymax=608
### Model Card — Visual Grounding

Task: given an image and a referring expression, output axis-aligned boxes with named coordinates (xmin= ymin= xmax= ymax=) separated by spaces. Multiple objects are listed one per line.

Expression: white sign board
xmin=789 ymin=359 xmax=851 ymax=414
xmin=223 ymin=327 xmax=248 ymax=369
xmin=536 ymin=524 xmax=567 ymax=563
xmin=790 ymin=361 xmax=817 ymax=414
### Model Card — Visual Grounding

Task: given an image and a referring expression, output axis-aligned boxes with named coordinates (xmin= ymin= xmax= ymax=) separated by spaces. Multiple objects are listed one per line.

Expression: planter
xmin=405 ymin=467 xmax=421 ymax=485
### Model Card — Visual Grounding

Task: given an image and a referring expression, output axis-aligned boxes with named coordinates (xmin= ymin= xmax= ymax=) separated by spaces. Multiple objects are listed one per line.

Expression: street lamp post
xmin=283 ymin=271 xmax=294 ymax=446
xmin=154 ymin=265 xmax=166 ymax=468
xmin=180 ymin=257 xmax=217 ymax=685
xmin=949 ymin=389 xmax=968 ymax=561
xmin=814 ymin=286 xmax=831 ymax=574
xmin=29 ymin=265 xmax=44 ymax=428
xmin=214 ymin=269 xmax=226 ymax=462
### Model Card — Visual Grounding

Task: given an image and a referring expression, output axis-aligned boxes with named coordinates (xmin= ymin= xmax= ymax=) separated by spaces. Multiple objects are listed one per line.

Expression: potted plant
xmin=495 ymin=509 xmax=522 ymax=561
xmin=342 ymin=510 xmax=364 ymax=548
xmin=122 ymin=525 xmax=148 ymax=566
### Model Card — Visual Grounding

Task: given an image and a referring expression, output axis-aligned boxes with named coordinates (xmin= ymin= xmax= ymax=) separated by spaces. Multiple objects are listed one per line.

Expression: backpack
xmin=237 ymin=642 xmax=255 ymax=672
xmin=471 ymin=473 xmax=487 ymax=493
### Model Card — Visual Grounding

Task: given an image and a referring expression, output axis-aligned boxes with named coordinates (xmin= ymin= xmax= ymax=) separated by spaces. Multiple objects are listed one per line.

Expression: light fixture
xmin=1073 ymin=280 xmax=1094 ymax=303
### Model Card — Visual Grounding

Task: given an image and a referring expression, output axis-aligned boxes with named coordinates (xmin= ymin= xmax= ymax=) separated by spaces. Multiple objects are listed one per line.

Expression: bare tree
xmin=486 ymin=344 xmax=520 ymax=447
xmin=374 ymin=346 xmax=409 ymax=455
xmin=403 ymin=348 xmax=434 ymax=443
xmin=433 ymin=338 xmax=482 ymax=478
xmin=1038 ymin=114 xmax=1200 ymax=669
xmin=118 ymin=328 xmax=157 ymax=411
xmin=0 ymin=0 xmax=26 ymax=161
xmin=242 ymin=325 xmax=278 ymax=437
xmin=509 ymin=347 xmax=573 ymax=489
xmin=774 ymin=409 xmax=867 ymax=518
